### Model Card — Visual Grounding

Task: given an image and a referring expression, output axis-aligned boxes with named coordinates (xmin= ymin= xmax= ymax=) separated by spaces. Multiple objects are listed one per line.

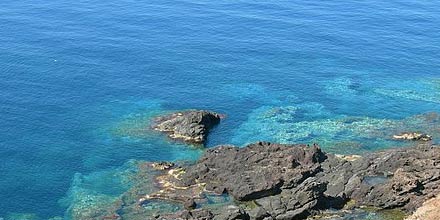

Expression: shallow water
xmin=1 ymin=0 xmax=440 ymax=218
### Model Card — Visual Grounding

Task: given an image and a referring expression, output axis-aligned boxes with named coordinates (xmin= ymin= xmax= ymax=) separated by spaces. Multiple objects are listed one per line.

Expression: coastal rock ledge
xmin=146 ymin=142 xmax=440 ymax=220
xmin=152 ymin=110 xmax=221 ymax=145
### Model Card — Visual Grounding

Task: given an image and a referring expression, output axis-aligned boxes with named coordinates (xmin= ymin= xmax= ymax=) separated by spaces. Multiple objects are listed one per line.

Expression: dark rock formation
xmin=179 ymin=142 xmax=327 ymax=201
xmin=152 ymin=110 xmax=221 ymax=145
xmin=336 ymin=144 xmax=440 ymax=212
xmin=157 ymin=209 xmax=214 ymax=220
xmin=144 ymin=142 xmax=440 ymax=220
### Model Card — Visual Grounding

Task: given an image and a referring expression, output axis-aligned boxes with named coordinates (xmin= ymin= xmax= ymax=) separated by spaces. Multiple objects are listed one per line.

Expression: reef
xmin=152 ymin=110 xmax=222 ymax=145
xmin=141 ymin=142 xmax=440 ymax=220
xmin=231 ymin=105 xmax=440 ymax=154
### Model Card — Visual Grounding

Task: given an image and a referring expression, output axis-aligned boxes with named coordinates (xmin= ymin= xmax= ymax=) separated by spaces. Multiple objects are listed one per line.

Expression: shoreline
xmin=64 ymin=110 xmax=439 ymax=219
xmin=146 ymin=142 xmax=439 ymax=220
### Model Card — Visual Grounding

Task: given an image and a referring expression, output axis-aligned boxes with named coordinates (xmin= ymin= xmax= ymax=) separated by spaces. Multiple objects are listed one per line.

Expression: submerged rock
xmin=152 ymin=110 xmax=222 ymax=145
xmin=232 ymin=107 xmax=440 ymax=154
xmin=393 ymin=132 xmax=432 ymax=141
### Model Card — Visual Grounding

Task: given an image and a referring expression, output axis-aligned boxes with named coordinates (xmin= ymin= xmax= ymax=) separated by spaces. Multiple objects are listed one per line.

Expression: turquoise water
xmin=1 ymin=0 xmax=440 ymax=218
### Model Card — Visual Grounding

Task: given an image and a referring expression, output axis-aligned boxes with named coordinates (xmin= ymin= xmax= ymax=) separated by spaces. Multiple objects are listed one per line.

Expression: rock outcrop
xmin=142 ymin=142 xmax=440 ymax=220
xmin=152 ymin=110 xmax=222 ymax=145
xmin=318 ymin=144 xmax=440 ymax=213
xmin=179 ymin=142 xmax=327 ymax=201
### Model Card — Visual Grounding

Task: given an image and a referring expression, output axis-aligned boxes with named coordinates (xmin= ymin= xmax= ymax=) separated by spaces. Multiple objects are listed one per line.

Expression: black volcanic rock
xmin=157 ymin=206 xmax=249 ymax=220
xmin=152 ymin=110 xmax=221 ymax=145
xmin=149 ymin=142 xmax=332 ymax=220
xmin=254 ymin=177 xmax=327 ymax=219
xmin=343 ymin=144 xmax=440 ymax=212
xmin=157 ymin=209 xmax=214 ymax=220
xmin=180 ymin=142 xmax=327 ymax=201
xmin=141 ymin=143 xmax=440 ymax=220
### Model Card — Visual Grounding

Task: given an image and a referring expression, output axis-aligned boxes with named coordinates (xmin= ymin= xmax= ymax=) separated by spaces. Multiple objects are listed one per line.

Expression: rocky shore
xmin=144 ymin=142 xmax=440 ymax=220
xmin=147 ymin=111 xmax=439 ymax=219
xmin=68 ymin=110 xmax=439 ymax=220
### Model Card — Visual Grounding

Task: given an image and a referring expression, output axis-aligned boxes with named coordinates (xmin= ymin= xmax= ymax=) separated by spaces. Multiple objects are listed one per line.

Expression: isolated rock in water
xmin=393 ymin=132 xmax=432 ymax=141
xmin=152 ymin=110 xmax=221 ymax=144
xmin=406 ymin=194 xmax=440 ymax=220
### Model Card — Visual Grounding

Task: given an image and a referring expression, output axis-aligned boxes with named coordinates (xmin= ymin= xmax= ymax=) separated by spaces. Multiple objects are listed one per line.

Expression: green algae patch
xmin=238 ymin=200 xmax=259 ymax=209
xmin=307 ymin=208 xmax=407 ymax=220
xmin=342 ymin=199 xmax=357 ymax=210
xmin=361 ymin=207 xmax=407 ymax=220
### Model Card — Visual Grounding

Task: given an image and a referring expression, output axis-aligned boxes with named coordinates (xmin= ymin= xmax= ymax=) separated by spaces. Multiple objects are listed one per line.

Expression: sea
xmin=0 ymin=0 xmax=439 ymax=219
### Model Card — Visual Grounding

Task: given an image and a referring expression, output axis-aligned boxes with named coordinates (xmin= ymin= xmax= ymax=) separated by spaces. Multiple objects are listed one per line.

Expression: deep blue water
xmin=1 ymin=0 xmax=439 ymax=219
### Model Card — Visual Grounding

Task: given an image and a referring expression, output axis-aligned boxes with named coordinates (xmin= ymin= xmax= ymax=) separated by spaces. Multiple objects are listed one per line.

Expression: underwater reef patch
xmin=232 ymin=104 xmax=439 ymax=154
